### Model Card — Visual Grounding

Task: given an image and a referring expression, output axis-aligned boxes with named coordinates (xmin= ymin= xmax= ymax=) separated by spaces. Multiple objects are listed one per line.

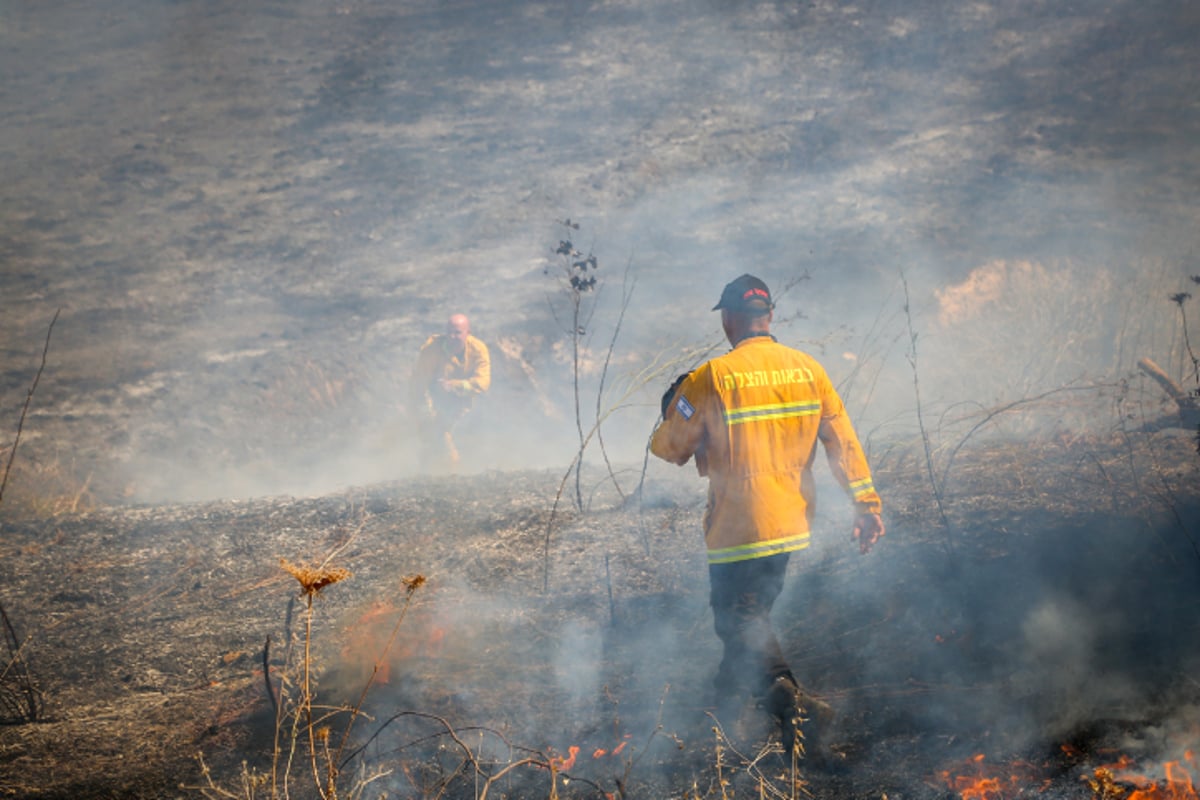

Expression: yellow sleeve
xmin=815 ymin=370 xmax=882 ymax=515
xmin=650 ymin=368 xmax=708 ymax=467
xmin=467 ymin=337 xmax=491 ymax=393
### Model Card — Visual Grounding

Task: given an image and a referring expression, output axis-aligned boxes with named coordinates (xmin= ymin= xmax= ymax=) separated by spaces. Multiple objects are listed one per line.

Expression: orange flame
xmin=938 ymin=753 xmax=1046 ymax=800
xmin=590 ymin=739 xmax=629 ymax=760
xmin=1120 ymin=756 xmax=1198 ymax=800
xmin=549 ymin=745 xmax=579 ymax=772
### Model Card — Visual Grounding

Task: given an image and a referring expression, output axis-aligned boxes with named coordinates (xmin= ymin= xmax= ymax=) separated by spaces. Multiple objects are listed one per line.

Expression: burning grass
xmin=0 ymin=431 xmax=1197 ymax=798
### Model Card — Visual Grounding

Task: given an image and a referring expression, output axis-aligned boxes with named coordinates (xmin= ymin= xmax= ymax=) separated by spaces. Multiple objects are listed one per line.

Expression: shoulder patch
xmin=675 ymin=394 xmax=695 ymax=420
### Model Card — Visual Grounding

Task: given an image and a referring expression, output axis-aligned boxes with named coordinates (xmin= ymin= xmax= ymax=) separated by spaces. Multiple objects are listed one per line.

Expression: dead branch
xmin=1138 ymin=357 xmax=1200 ymax=430
xmin=1138 ymin=356 xmax=1190 ymax=403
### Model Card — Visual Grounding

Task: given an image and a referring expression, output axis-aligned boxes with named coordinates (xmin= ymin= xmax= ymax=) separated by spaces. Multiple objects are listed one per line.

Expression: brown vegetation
xmin=0 ymin=423 xmax=1197 ymax=798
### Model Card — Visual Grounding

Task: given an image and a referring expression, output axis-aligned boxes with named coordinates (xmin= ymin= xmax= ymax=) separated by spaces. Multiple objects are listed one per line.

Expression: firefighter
xmin=410 ymin=313 xmax=491 ymax=471
xmin=650 ymin=274 xmax=884 ymax=760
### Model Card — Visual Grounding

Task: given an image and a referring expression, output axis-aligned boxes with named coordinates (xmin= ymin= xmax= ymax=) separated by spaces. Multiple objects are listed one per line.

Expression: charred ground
xmin=1 ymin=429 xmax=1198 ymax=799
xmin=3 ymin=0 xmax=1200 ymax=797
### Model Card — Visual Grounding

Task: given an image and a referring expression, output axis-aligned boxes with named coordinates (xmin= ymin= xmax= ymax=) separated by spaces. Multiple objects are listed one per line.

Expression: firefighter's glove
xmin=661 ymin=373 xmax=689 ymax=418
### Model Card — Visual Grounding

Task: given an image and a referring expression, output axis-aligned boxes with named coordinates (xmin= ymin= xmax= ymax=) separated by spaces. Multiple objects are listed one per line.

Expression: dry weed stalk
xmin=541 ymin=335 xmax=719 ymax=591
xmin=0 ymin=309 xmax=57 ymax=509
xmin=280 ymin=559 xmax=353 ymax=597
xmin=196 ymin=549 xmax=419 ymax=800
xmin=900 ymin=271 xmax=954 ymax=557
xmin=0 ymin=309 xmax=58 ymax=725
xmin=278 ymin=558 xmax=354 ymax=799
xmin=330 ymin=574 xmax=426 ymax=772
xmin=1171 ymin=277 xmax=1200 ymax=454
xmin=0 ymin=602 xmax=44 ymax=723
xmin=547 ymin=217 xmax=601 ymax=513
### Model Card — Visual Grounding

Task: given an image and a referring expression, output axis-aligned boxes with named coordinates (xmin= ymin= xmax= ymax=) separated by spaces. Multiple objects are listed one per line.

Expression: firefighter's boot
xmin=765 ymin=676 xmax=804 ymax=756
xmin=765 ymin=677 xmax=838 ymax=764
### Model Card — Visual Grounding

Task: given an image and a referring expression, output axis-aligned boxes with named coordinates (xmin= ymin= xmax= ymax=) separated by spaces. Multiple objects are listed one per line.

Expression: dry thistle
xmin=402 ymin=574 xmax=427 ymax=594
xmin=280 ymin=559 xmax=352 ymax=596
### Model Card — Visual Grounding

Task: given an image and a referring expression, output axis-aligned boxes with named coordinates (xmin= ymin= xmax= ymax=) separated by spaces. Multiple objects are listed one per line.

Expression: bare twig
xmin=936 ymin=381 xmax=1117 ymax=494
xmin=540 ymin=343 xmax=714 ymax=590
xmin=262 ymin=635 xmax=278 ymax=715
xmin=593 ymin=257 xmax=637 ymax=503
xmin=0 ymin=602 xmax=43 ymax=723
xmin=1169 ymin=290 xmax=1199 ymax=385
xmin=0 ymin=310 xmax=58 ymax=725
xmin=604 ymin=550 xmax=616 ymax=625
xmin=0 ymin=308 xmax=60 ymax=506
xmin=548 ymin=221 xmax=602 ymax=512
xmin=900 ymin=272 xmax=953 ymax=553
xmin=332 ymin=574 xmax=426 ymax=768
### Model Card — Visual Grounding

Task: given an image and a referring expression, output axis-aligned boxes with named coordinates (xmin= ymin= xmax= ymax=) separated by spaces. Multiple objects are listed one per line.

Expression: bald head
xmin=445 ymin=314 xmax=471 ymax=349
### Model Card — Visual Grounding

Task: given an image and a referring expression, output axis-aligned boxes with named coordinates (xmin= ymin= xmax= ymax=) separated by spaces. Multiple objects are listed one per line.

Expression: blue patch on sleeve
xmin=675 ymin=394 xmax=695 ymax=420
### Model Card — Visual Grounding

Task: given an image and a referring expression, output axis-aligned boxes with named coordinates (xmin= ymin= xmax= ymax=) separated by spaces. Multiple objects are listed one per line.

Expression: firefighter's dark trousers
xmin=709 ymin=552 xmax=794 ymax=702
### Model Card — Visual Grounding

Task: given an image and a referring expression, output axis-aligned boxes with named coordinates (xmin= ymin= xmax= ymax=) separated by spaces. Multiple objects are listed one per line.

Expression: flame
xmin=590 ymin=739 xmax=629 ymax=760
xmin=938 ymin=753 xmax=1046 ymax=800
xmin=549 ymin=745 xmax=579 ymax=772
xmin=1105 ymin=753 xmax=1199 ymax=800
xmin=941 ymin=749 xmax=1200 ymax=800
xmin=339 ymin=597 xmax=447 ymax=685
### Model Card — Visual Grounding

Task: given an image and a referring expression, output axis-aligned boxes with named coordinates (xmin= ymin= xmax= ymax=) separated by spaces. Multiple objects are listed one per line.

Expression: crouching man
xmin=410 ymin=313 xmax=491 ymax=471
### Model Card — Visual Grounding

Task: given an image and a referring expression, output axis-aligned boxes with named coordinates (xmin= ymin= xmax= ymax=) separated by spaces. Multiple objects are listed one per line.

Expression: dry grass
xmin=0 ymin=448 xmax=96 ymax=519
xmin=194 ymin=554 xmax=821 ymax=800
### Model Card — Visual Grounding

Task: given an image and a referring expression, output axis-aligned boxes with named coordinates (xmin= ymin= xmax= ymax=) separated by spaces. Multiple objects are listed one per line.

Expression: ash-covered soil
xmin=1 ymin=431 xmax=1198 ymax=799
xmin=4 ymin=0 xmax=1200 ymax=797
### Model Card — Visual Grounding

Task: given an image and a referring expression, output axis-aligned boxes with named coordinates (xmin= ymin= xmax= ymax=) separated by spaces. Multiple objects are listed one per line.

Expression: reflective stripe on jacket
xmin=650 ymin=336 xmax=881 ymax=564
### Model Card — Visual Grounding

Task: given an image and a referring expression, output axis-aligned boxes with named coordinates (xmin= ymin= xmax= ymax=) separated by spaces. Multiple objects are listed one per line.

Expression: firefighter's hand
xmin=852 ymin=512 xmax=884 ymax=554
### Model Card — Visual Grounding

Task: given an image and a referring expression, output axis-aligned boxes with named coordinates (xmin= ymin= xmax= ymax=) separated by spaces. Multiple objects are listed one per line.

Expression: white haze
xmin=2 ymin=3 xmax=1199 ymax=788
xmin=1 ymin=0 xmax=1198 ymax=502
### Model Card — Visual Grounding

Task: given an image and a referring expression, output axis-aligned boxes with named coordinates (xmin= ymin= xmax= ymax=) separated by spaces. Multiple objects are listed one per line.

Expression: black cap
xmin=712 ymin=273 xmax=774 ymax=312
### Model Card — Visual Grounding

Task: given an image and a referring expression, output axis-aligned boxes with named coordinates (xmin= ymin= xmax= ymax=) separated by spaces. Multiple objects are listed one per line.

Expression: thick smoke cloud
xmin=3 ymin=0 xmax=1198 ymax=500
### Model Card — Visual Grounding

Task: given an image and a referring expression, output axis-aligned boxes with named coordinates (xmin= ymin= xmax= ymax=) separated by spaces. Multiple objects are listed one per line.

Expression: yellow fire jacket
xmin=650 ymin=335 xmax=881 ymax=564
xmin=411 ymin=333 xmax=491 ymax=413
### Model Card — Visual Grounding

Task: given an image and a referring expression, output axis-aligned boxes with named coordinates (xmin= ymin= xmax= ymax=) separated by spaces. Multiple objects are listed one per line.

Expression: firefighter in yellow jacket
xmin=410 ymin=313 xmax=491 ymax=470
xmin=650 ymin=274 xmax=884 ymax=759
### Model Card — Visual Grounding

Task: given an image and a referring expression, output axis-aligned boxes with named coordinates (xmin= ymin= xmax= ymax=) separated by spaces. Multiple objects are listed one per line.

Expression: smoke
xmin=1016 ymin=596 xmax=1141 ymax=738
xmin=2 ymin=0 xmax=1198 ymax=503
xmin=2 ymin=5 xmax=1200 ymax=794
